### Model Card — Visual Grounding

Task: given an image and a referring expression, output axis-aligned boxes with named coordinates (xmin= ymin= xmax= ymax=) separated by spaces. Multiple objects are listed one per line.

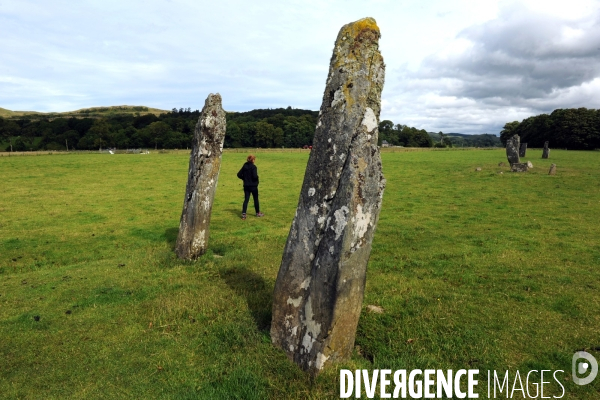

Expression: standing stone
xmin=506 ymin=134 xmax=520 ymax=165
xmin=542 ymin=141 xmax=550 ymax=159
xmin=527 ymin=161 xmax=533 ymax=168
xmin=175 ymin=94 xmax=226 ymax=260
xmin=549 ymin=164 xmax=557 ymax=175
xmin=519 ymin=143 xmax=527 ymax=157
xmin=271 ymin=17 xmax=385 ymax=375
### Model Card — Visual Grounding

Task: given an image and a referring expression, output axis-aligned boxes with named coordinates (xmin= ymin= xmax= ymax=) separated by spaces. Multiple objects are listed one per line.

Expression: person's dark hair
xmin=247 ymin=155 xmax=256 ymax=163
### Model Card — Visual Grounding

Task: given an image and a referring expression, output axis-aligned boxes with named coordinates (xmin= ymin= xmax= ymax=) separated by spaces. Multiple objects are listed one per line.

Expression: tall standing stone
xmin=519 ymin=143 xmax=527 ymax=157
xmin=175 ymin=94 xmax=226 ymax=260
xmin=271 ymin=17 xmax=386 ymax=375
xmin=506 ymin=134 xmax=520 ymax=165
xmin=542 ymin=141 xmax=550 ymax=159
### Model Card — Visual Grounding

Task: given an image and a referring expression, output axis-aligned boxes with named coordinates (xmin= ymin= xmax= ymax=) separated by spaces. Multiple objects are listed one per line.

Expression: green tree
xmin=255 ymin=121 xmax=282 ymax=148
xmin=0 ymin=118 xmax=20 ymax=151
xmin=378 ymin=120 xmax=394 ymax=146
xmin=225 ymin=121 xmax=243 ymax=148
xmin=144 ymin=121 xmax=172 ymax=149
xmin=500 ymin=121 xmax=520 ymax=145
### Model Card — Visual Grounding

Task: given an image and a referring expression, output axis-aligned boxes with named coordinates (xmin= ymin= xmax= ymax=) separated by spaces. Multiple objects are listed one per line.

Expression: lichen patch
xmin=331 ymin=206 xmax=350 ymax=240
xmin=316 ymin=352 xmax=330 ymax=370
xmin=300 ymin=277 xmax=311 ymax=290
xmin=353 ymin=204 xmax=371 ymax=240
xmin=287 ymin=296 xmax=302 ymax=308
xmin=331 ymin=88 xmax=345 ymax=109
xmin=361 ymin=107 xmax=377 ymax=133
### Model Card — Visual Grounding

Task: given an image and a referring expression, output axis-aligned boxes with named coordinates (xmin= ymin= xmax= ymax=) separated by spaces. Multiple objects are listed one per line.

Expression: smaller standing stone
xmin=175 ymin=93 xmax=226 ymax=260
xmin=548 ymin=164 xmax=557 ymax=175
xmin=511 ymin=163 xmax=529 ymax=172
xmin=506 ymin=134 xmax=520 ymax=165
xmin=527 ymin=161 xmax=533 ymax=168
xmin=519 ymin=143 xmax=527 ymax=157
xmin=542 ymin=141 xmax=550 ymax=159
xmin=475 ymin=167 xmax=482 ymax=171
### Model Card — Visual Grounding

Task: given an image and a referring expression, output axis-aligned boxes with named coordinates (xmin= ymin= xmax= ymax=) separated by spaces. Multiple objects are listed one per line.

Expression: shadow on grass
xmin=221 ymin=267 xmax=272 ymax=333
xmin=224 ymin=207 xmax=242 ymax=217
xmin=164 ymin=227 xmax=179 ymax=250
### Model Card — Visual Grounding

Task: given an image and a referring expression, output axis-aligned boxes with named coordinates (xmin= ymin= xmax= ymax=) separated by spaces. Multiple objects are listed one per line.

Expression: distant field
xmin=1 ymin=149 xmax=599 ymax=398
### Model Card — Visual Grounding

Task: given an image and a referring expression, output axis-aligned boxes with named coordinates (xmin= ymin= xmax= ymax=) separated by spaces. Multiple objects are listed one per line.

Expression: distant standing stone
xmin=542 ymin=141 xmax=550 ymax=159
xmin=271 ymin=17 xmax=386 ymax=375
xmin=519 ymin=143 xmax=527 ymax=157
xmin=175 ymin=93 xmax=226 ymax=260
xmin=475 ymin=167 xmax=482 ymax=171
xmin=506 ymin=134 xmax=520 ymax=165
xmin=549 ymin=164 xmax=557 ymax=175
xmin=511 ymin=163 xmax=529 ymax=172
xmin=527 ymin=161 xmax=533 ymax=168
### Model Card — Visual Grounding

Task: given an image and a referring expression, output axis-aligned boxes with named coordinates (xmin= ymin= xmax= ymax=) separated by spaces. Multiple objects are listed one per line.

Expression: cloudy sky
xmin=1 ymin=0 xmax=599 ymax=134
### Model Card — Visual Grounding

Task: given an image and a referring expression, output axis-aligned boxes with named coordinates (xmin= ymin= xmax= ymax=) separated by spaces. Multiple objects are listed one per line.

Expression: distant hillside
xmin=0 ymin=107 xmax=42 ymax=118
xmin=0 ymin=105 xmax=168 ymax=119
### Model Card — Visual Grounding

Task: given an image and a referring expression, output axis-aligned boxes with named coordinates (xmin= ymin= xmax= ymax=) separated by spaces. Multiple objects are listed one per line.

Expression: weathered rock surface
xmin=549 ymin=164 xmax=557 ymax=175
xmin=175 ymin=94 xmax=226 ymax=260
xmin=506 ymin=134 xmax=520 ymax=165
xmin=511 ymin=163 xmax=529 ymax=172
xmin=367 ymin=305 xmax=384 ymax=314
xmin=519 ymin=143 xmax=527 ymax=157
xmin=527 ymin=161 xmax=533 ymax=168
xmin=542 ymin=141 xmax=550 ymax=159
xmin=271 ymin=17 xmax=385 ymax=375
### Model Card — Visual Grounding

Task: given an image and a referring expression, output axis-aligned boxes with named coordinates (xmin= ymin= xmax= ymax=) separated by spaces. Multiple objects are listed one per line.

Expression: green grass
xmin=1 ymin=149 xmax=599 ymax=398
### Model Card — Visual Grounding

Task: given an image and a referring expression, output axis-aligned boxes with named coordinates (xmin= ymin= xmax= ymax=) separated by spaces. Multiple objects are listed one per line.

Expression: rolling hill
xmin=0 ymin=105 xmax=168 ymax=119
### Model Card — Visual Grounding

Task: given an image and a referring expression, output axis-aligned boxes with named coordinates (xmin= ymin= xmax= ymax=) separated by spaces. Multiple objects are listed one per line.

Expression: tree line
xmin=0 ymin=105 xmax=497 ymax=151
xmin=0 ymin=107 xmax=322 ymax=152
xmin=500 ymin=107 xmax=600 ymax=150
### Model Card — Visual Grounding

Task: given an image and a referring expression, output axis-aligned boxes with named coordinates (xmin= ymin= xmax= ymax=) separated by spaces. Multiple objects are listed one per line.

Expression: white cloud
xmin=0 ymin=0 xmax=598 ymax=134
xmin=383 ymin=0 xmax=600 ymax=133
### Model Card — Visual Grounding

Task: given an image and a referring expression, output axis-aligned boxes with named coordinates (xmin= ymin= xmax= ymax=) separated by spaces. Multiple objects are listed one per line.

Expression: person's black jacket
xmin=237 ymin=162 xmax=259 ymax=188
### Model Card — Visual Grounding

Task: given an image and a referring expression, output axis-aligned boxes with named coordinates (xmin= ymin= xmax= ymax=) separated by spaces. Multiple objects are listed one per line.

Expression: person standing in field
xmin=237 ymin=154 xmax=264 ymax=220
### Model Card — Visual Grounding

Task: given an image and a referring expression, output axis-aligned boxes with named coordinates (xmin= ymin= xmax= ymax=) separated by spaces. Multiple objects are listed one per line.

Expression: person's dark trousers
xmin=242 ymin=186 xmax=260 ymax=214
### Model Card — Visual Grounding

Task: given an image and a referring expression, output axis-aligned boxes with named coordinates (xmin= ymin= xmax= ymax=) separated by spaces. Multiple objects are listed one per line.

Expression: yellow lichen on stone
xmin=340 ymin=17 xmax=379 ymax=41
xmin=342 ymin=84 xmax=354 ymax=110
xmin=352 ymin=17 xmax=379 ymax=34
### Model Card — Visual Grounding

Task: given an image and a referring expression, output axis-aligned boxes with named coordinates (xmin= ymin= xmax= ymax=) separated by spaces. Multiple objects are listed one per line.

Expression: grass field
xmin=1 ymin=148 xmax=599 ymax=399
